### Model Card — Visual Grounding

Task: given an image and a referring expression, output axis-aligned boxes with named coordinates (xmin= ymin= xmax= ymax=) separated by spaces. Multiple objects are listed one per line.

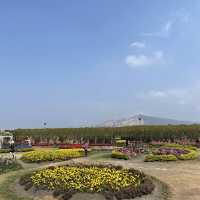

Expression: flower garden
xmin=145 ymin=144 xmax=198 ymax=162
xmin=111 ymin=147 xmax=137 ymax=160
xmin=19 ymin=164 xmax=154 ymax=200
xmin=21 ymin=149 xmax=85 ymax=163
xmin=0 ymin=126 xmax=199 ymax=200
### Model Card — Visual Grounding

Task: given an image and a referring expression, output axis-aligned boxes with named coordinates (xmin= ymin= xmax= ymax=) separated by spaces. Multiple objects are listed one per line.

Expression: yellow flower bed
xmin=31 ymin=166 xmax=141 ymax=192
xmin=21 ymin=149 xmax=83 ymax=162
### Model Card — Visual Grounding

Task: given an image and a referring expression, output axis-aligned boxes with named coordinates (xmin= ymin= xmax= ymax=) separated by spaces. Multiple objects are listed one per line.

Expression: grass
xmin=0 ymin=161 xmax=22 ymax=175
xmin=0 ymin=171 xmax=32 ymax=200
xmin=88 ymin=150 xmax=112 ymax=160
xmin=33 ymin=147 xmax=59 ymax=151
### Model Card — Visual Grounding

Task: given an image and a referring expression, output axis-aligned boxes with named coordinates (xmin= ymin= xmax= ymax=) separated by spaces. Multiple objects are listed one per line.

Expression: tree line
xmin=13 ymin=125 xmax=200 ymax=142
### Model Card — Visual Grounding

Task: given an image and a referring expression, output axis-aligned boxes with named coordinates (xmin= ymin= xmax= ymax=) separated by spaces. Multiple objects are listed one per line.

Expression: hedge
xmin=177 ymin=149 xmax=198 ymax=160
xmin=144 ymin=154 xmax=177 ymax=162
xmin=111 ymin=150 xmax=129 ymax=160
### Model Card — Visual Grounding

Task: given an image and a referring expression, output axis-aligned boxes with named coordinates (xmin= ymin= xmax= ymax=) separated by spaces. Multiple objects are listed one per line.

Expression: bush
xmin=163 ymin=144 xmax=198 ymax=151
xmin=185 ymin=146 xmax=198 ymax=151
xmin=177 ymin=149 xmax=198 ymax=160
xmin=111 ymin=150 xmax=129 ymax=160
xmin=163 ymin=143 xmax=183 ymax=148
xmin=144 ymin=154 xmax=177 ymax=162
xmin=21 ymin=149 xmax=83 ymax=163
xmin=115 ymin=140 xmax=126 ymax=147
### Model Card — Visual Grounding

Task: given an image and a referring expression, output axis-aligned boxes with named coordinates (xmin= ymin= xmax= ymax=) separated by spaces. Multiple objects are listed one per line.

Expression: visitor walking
xmin=82 ymin=141 xmax=89 ymax=157
xmin=9 ymin=139 xmax=16 ymax=159
xmin=25 ymin=137 xmax=32 ymax=147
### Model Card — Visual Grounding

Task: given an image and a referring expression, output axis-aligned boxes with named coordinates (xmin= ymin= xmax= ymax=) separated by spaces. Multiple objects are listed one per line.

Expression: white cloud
xmin=148 ymin=88 xmax=188 ymax=99
xmin=130 ymin=41 xmax=145 ymax=48
xmin=142 ymin=20 xmax=173 ymax=38
xmin=149 ymin=90 xmax=167 ymax=98
xmin=175 ymin=8 xmax=190 ymax=23
xmin=125 ymin=51 xmax=163 ymax=68
xmin=144 ymin=86 xmax=200 ymax=109
xmin=163 ymin=21 xmax=172 ymax=32
xmin=153 ymin=51 xmax=163 ymax=59
xmin=178 ymin=100 xmax=187 ymax=105
xmin=142 ymin=9 xmax=190 ymax=38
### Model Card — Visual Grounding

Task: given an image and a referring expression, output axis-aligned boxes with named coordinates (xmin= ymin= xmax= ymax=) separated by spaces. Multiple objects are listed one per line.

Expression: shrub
xmin=163 ymin=143 xmax=183 ymax=148
xmin=144 ymin=154 xmax=177 ymax=162
xmin=163 ymin=144 xmax=198 ymax=151
xmin=177 ymin=149 xmax=198 ymax=160
xmin=115 ymin=140 xmax=126 ymax=147
xmin=185 ymin=146 xmax=198 ymax=151
xmin=111 ymin=150 xmax=129 ymax=160
xmin=21 ymin=149 xmax=83 ymax=163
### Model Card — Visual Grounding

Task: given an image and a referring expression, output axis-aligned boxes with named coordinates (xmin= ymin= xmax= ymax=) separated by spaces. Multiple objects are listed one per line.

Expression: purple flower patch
xmin=154 ymin=147 xmax=189 ymax=156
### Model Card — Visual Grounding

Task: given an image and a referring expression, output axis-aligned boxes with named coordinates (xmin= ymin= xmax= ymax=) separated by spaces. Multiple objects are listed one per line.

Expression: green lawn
xmin=88 ymin=150 xmax=112 ymax=160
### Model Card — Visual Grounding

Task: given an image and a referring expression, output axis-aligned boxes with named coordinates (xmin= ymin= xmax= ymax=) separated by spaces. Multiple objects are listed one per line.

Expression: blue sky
xmin=1 ymin=0 xmax=200 ymax=128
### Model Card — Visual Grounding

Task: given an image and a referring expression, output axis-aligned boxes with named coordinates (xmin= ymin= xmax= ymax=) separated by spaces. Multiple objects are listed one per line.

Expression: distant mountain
xmin=97 ymin=114 xmax=193 ymax=127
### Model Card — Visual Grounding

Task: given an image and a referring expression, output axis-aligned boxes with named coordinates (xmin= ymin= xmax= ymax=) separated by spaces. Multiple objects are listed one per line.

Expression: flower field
xmin=19 ymin=164 xmax=154 ymax=200
xmin=111 ymin=148 xmax=132 ymax=160
xmin=32 ymin=166 xmax=141 ymax=191
xmin=145 ymin=144 xmax=198 ymax=162
xmin=21 ymin=149 xmax=84 ymax=163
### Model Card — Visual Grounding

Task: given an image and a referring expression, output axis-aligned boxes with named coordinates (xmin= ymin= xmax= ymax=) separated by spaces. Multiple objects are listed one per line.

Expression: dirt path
xmin=86 ymin=152 xmax=200 ymax=200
